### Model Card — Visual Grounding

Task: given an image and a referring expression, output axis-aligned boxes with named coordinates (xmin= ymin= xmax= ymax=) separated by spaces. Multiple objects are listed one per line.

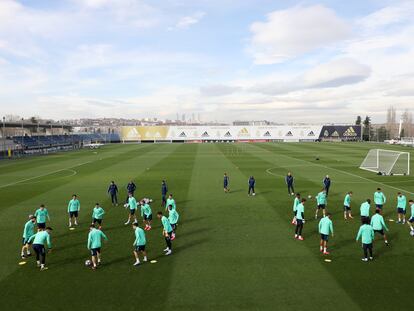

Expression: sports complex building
xmin=0 ymin=123 xmax=362 ymax=158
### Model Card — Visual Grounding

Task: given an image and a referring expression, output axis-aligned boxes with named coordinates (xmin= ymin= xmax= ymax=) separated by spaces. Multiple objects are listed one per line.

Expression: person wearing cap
xmin=28 ymin=227 xmax=53 ymax=271
xmin=21 ymin=215 xmax=36 ymax=259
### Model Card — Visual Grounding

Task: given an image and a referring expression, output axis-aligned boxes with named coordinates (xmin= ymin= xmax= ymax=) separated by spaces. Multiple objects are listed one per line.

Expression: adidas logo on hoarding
xmin=286 ymin=131 xmax=293 ymax=136
xmin=332 ymin=131 xmax=339 ymax=137
xmin=343 ymin=127 xmax=357 ymax=137
xmin=224 ymin=131 xmax=232 ymax=137
xmin=202 ymin=131 xmax=209 ymax=137
xmin=179 ymin=132 xmax=187 ymax=137
xmin=308 ymin=131 xmax=315 ymax=136
xmin=127 ymin=128 xmax=140 ymax=138
xmin=263 ymin=131 xmax=271 ymax=137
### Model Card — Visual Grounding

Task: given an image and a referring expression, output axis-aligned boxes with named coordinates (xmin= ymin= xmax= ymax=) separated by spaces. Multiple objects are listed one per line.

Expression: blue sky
xmin=0 ymin=0 xmax=413 ymax=122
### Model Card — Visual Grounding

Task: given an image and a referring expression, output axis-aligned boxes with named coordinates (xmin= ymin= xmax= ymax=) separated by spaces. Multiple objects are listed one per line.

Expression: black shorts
xmin=296 ymin=219 xmax=303 ymax=226
xmin=376 ymin=204 xmax=383 ymax=210
xmin=33 ymin=244 xmax=45 ymax=255
xmin=317 ymin=204 xmax=326 ymax=210
xmin=37 ymin=222 xmax=46 ymax=229
xmin=171 ymin=223 xmax=177 ymax=231
xmin=224 ymin=183 xmax=228 ymax=188
xmin=344 ymin=205 xmax=351 ymax=211
xmin=143 ymin=214 xmax=152 ymax=221
xmin=69 ymin=211 xmax=79 ymax=218
xmin=90 ymin=248 xmax=101 ymax=256
xmin=166 ymin=231 xmax=173 ymax=238
xmin=409 ymin=217 xmax=414 ymax=223
xmin=93 ymin=218 xmax=102 ymax=225
xmin=135 ymin=245 xmax=145 ymax=252
xmin=320 ymin=234 xmax=329 ymax=241
xmin=130 ymin=209 xmax=136 ymax=215
xmin=374 ymin=229 xmax=384 ymax=235
xmin=397 ymin=208 xmax=406 ymax=214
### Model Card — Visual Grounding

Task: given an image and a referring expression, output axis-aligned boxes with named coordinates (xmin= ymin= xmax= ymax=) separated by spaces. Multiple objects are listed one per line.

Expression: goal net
xmin=360 ymin=149 xmax=410 ymax=175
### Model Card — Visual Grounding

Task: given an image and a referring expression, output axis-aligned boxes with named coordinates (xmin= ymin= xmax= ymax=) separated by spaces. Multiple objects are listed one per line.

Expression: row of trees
xmin=355 ymin=115 xmax=396 ymax=142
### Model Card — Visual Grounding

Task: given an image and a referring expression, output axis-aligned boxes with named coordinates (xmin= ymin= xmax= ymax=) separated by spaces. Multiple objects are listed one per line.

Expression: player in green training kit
xmin=356 ymin=218 xmax=375 ymax=261
xmin=92 ymin=203 xmax=105 ymax=228
xmin=87 ymin=225 xmax=108 ymax=270
xmin=132 ymin=222 xmax=147 ymax=266
xmin=315 ymin=189 xmax=327 ymax=219
xmin=168 ymin=205 xmax=179 ymax=240
xmin=21 ymin=215 xmax=36 ymax=259
xmin=343 ymin=191 xmax=353 ymax=220
xmin=125 ymin=193 xmax=138 ymax=225
xmin=370 ymin=209 xmax=389 ymax=245
xmin=396 ymin=192 xmax=407 ymax=224
xmin=34 ymin=204 xmax=50 ymax=229
xmin=291 ymin=193 xmax=300 ymax=225
xmin=157 ymin=212 xmax=173 ymax=255
xmin=360 ymin=199 xmax=371 ymax=223
xmin=294 ymin=198 xmax=306 ymax=240
xmin=318 ymin=213 xmax=333 ymax=255
xmin=165 ymin=194 xmax=176 ymax=211
xmin=374 ymin=188 xmax=386 ymax=210
xmin=28 ymin=226 xmax=53 ymax=271
xmin=140 ymin=199 xmax=152 ymax=231
xmin=407 ymin=200 xmax=414 ymax=233
xmin=68 ymin=194 xmax=80 ymax=228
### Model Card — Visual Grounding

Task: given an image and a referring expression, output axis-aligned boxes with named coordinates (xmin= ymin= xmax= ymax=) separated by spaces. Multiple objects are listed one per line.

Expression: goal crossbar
xmin=359 ymin=149 xmax=410 ymax=175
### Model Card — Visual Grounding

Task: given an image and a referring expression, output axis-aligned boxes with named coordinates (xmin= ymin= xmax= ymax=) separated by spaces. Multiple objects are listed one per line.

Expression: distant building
xmin=233 ymin=120 xmax=270 ymax=126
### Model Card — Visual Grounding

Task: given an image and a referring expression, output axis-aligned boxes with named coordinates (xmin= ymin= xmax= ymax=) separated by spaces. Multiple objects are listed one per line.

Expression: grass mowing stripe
xmin=214 ymin=143 xmax=363 ymax=310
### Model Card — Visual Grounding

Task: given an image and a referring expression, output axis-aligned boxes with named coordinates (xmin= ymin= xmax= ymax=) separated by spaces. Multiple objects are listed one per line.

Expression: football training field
xmin=1 ymin=142 xmax=413 ymax=311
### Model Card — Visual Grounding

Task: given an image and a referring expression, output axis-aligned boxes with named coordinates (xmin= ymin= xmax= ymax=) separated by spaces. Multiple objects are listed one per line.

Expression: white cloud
xmin=249 ymin=5 xmax=351 ymax=64
xmin=170 ymin=11 xmax=206 ymax=30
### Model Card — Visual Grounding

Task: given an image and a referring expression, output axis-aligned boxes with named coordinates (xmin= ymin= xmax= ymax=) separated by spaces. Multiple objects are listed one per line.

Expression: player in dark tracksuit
xmin=161 ymin=180 xmax=168 ymax=207
xmin=323 ymin=175 xmax=331 ymax=196
xmin=248 ymin=176 xmax=256 ymax=196
xmin=285 ymin=172 xmax=295 ymax=195
xmin=126 ymin=181 xmax=137 ymax=203
xmin=224 ymin=173 xmax=230 ymax=193
xmin=108 ymin=181 xmax=118 ymax=206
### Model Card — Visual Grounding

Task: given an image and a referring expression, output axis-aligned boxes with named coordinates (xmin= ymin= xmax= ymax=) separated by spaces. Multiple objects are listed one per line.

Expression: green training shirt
xmin=360 ymin=202 xmax=370 ymax=217
xmin=92 ymin=207 xmax=105 ymax=220
xmin=166 ymin=198 xmax=176 ymax=210
xmin=23 ymin=220 xmax=35 ymax=240
xmin=34 ymin=208 xmax=49 ymax=224
xmin=318 ymin=216 xmax=333 ymax=236
xmin=356 ymin=224 xmax=374 ymax=244
xmin=374 ymin=191 xmax=386 ymax=205
xmin=370 ymin=214 xmax=388 ymax=231
xmin=397 ymin=195 xmax=406 ymax=210
xmin=168 ymin=209 xmax=179 ymax=225
xmin=293 ymin=197 xmax=300 ymax=211
xmin=128 ymin=197 xmax=137 ymax=210
xmin=28 ymin=231 xmax=52 ymax=248
xmin=68 ymin=199 xmax=80 ymax=213
xmin=87 ymin=229 xmax=108 ymax=249
xmin=161 ymin=216 xmax=173 ymax=233
xmin=344 ymin=194 xmax=351 ymax=207
xmin=316 ymin=192 xmax=327 ymax=205
xmin=134 ymin=227 xmax=146 ymax=246
xmin=140 ymin=203 xmax=152 ymax=217
xmin=295 ymin=203 xmax=304 ymax=220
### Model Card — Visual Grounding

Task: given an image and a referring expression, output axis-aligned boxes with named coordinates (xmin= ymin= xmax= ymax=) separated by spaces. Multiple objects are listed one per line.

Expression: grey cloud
xmin=200 ymin=84 xmax=241 ymax=97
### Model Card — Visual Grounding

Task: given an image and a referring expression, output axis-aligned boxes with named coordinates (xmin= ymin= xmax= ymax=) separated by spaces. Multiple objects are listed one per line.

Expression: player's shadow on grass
xmin=179 ymin=216 xmax=204 ymax=224
xmin=178 ymin=227 xmax=210 ymax=237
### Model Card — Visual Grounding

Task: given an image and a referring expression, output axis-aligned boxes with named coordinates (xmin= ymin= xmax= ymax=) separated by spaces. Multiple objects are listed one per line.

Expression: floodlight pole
xmin=21 ymin=118 xmax=24 ymax=152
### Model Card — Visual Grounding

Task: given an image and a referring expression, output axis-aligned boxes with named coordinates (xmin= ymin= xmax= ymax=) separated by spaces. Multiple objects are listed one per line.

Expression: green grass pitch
xmin=0 ymin=142 xmax=413 ymax=310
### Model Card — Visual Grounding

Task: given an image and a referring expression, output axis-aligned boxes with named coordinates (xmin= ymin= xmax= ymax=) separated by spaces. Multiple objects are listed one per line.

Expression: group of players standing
xmin=223 ymin=171 xmax=413 ymax=262
xmin=285 ymin=172 xmax=414 ymax=261
xmin=20 ymin=180 xmax=180 ymax=271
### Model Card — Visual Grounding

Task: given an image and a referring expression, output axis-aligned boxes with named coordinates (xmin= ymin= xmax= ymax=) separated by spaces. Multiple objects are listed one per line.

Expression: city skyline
xmin=1 ymin=0 xmax=414 ymax=123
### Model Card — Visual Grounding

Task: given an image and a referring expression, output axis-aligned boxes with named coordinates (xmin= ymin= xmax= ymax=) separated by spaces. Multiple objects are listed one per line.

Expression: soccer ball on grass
xmin=410 ymin=230 xmax=414 ymax=237
xmin=124 ymin=203 xmax=129 ymax=209
xmin=85 ymin=259 xmax=92 ymax=267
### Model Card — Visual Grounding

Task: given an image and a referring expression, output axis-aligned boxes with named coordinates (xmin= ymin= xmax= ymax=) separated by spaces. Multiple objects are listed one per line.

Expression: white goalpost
xmin=360 ymin=149 xmax=410 ymax=175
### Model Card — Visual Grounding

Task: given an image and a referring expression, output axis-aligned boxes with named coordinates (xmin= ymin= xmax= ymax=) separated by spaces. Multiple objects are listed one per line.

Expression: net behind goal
xmin=360 ymin=149 xmax=410 ymax=175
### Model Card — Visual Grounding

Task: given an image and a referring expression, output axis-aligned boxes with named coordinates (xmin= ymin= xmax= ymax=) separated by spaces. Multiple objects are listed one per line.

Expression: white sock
xmin=136 ymin=259 xmax=140 ymax=264
xmin=21 ymin=252 xmax=24 ymax=256
xmin=41 ymin=264 xmax=44 ymax=268
xmin=144 ymin=256 xmax=147 ymax=261
xmin=324 ymin=247 xmax=327 ymax=252
xmin=27 ymin=250 xmax=31 ymax=255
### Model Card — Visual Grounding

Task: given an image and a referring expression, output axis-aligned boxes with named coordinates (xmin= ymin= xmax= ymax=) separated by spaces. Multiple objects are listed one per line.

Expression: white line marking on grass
xmin=263 ymin=150 xmax=414 ymax=195
xmin=0 ymin=161 xmax=90 ymax=189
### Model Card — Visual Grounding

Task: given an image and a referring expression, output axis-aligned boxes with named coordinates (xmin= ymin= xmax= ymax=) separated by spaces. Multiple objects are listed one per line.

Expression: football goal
xmin=360 ymin=149 xmax=410 ymax=175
